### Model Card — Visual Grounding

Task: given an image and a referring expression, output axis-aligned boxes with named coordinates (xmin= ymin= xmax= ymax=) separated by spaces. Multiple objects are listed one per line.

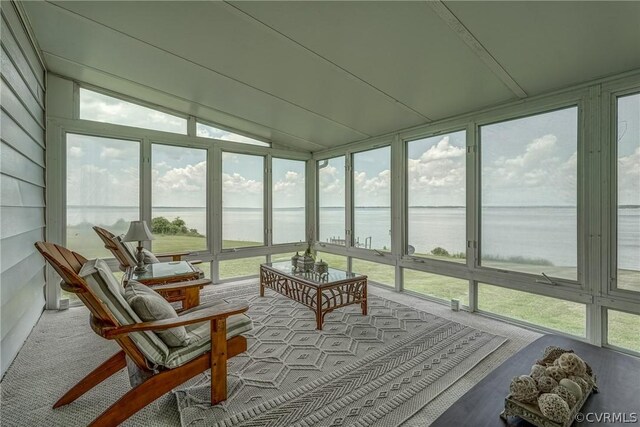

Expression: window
xmin=607 ymin=309 xmax=640 ymax=353
xmin=151 ymin=144 xmax=207 ymax=253
xmin=407 ymin=131 xmax=466 ymax=262
xmin=272 ymin=158 xmax=306 ymax=244
xmin=616 ymin=93 xmax=640 ymax=292
xmin=197 ymin=122 xmax=269 ymax=147
xmin=403 ymin=269 xmax=469 ymax=305
xmin=222 ymin=152 xmax=264 ymax=248
xmin=478 ymin=283 xmax=586 ymax=336
xmin=318 ymin=156 xmax=346 ymax=245
xmin=480 ymin=107 xmax=578 ymax=280
xmin=79 ymin=88 xmax=187 ymax=134
xmin=353 ymin=147 xmax=391 ymax=251
xmin=66 ymin=133 xmax=139 ymax=258
xmin=219 ymin=256 xmax=265 ymax=280
xmin=351 ymin=258 xmax=394 ymax=287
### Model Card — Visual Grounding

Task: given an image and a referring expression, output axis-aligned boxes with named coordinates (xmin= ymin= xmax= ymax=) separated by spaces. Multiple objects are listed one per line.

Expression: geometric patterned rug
xmin=174 ymin=284 xmax=507 ymax=427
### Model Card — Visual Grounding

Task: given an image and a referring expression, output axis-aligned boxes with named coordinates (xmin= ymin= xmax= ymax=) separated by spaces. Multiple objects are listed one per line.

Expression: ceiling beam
xmin=427 ymin=1 xmax=528 ymax=99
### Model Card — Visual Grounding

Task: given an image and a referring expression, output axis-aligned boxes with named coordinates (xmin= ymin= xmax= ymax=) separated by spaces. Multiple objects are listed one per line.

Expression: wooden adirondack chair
xmin=35 ymin=241 xmax=250 ymax=427
xmin=92 ymin=225 xmax=201 ymax=271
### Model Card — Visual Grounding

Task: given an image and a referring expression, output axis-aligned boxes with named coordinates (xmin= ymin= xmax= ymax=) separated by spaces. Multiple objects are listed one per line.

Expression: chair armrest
xmin=155 ymin=251 xmax=192 ymax=261
xmin=95 ymin=302 xmax=249 ymax=339
xmin=150 ymin=278 xmax=210 ymax=292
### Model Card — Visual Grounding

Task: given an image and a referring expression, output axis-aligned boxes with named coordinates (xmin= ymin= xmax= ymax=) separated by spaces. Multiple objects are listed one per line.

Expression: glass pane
xmin=152 ymin=144 xmax=207 ymax=253
xmin=196 ymin=122 xmax=269 ymax=147
xmin=607 ymin=309 xmax=640 ymax=352
xmin=272 ymin=158 xmax=306 ymax=244
xmin=266 ymin=261 xmax=365 ymax=285
xmin=219 ymin=256 xmax=265 ymax=279
xmin=79 ymin=88 xmax=186 ymax=134
xmin=318 ymin=156 xmax=345 ymax=245
xmin=66 ymin=133 xmax=139 ymax=258
xmin=407 ymin=131 xmax=466 ymax=262
xmin=198 ymin=262 xmax=211 ymax=279
xmin=481 ymin=107 xmax=578 ymax=280
xmin=316 ymin=252 xmax=348 ymax=271
xmin=478 ymin=283 xmax=586 ymax=336
xmin=351 ymin=258 xmax=394 ymax=287
xmin=222 ymin=152 xmax=264 ymax=248
xmin=353 ymin=146 xmax=391 ymax=251
xmin=403 ymin=269 xmax=469 ymax=306
xmin=616 ymin=93 xmax=640 ymax=292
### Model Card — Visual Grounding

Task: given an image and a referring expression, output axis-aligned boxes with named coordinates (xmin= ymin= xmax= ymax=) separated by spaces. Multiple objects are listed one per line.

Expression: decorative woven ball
xmin=530 ymin=364 xmax=546 ymax=379
xmin=559 ymin=378 xmax=583 ymax=401
xmin=537 ymin=346 xmax=572 ymax=366
xmin=568 ymin=376 xmax=589 ymax=394
xmin=554 ymin=353 xmax=587 ymax=376
xmin=535 ymin=375 xmax=558 ymax=393
xmin=509 ymin=375 xmax=539 ymax=403
xmin=538 ymin=393 xmax=571 ymax=424
xmin=552 ymin=385 xmax=577 ymax=408
xmin=545 ymin=365 xmax=567 ymax=382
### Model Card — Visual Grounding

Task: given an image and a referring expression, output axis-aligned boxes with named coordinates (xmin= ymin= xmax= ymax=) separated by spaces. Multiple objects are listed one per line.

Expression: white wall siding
xmin=0 ymin=0 xmax=46 ymax=377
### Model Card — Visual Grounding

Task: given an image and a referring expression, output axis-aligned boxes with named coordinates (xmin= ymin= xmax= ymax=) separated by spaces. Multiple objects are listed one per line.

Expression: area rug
xmin=174 ymin=285 xmax=507 ymax=427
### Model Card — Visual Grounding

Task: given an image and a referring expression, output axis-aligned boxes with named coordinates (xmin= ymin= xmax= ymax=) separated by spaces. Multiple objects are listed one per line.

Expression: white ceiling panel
xmin=228 ymin=1 xmax=519 ymax=121
xmin=49 ymin=1 xmax=429 ymax=137
xmin=23 ymin=1 xmax=371 ymax=148
xmin=445 ymin=1 xmax=640 ymax=95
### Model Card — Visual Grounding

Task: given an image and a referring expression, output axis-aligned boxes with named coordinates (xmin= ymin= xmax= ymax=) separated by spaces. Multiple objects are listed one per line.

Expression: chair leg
xmin=89 ymin=354 xmax=210 ymax=427
xmin=210 ymin=318 xmax=228 ymax=404
xmin=54 ymin=351 xmax=126 ymax=408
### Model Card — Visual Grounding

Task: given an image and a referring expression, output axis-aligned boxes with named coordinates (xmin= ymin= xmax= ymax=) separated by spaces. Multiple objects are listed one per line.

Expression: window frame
xmin=606 ymin=85 xmax=640 ymax=300
xmin=196 ymin=118 xmax=271 ymax=147
xmin=476 ymin=102 xmax=586 ymax=288
xmin=403 ymin=127 xmax=468 ymax=266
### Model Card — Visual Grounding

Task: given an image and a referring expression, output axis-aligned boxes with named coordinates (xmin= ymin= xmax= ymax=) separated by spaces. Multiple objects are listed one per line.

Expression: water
xmin=67 ymin=206 xmax=640 ymax=270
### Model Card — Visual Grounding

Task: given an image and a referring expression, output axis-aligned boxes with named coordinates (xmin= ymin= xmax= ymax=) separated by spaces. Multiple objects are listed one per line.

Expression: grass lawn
xmin=63 ymin=228 xmax=640 ymax=353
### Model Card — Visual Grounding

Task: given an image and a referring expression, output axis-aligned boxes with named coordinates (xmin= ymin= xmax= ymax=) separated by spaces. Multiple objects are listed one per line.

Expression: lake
xmin=67 ymin=206 xmax=640 ymax=270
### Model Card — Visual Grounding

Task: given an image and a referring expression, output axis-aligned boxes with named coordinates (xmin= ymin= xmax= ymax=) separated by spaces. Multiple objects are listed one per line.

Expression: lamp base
xmin=133 ymin=264 xmax=148 ymax=274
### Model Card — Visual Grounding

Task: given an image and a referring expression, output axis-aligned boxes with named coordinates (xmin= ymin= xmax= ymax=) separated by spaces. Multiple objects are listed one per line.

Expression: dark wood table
xmin=124 ymin=261 xmax=204 ymax=310
xmin=432 ymin=334 xmax=640 ymax=427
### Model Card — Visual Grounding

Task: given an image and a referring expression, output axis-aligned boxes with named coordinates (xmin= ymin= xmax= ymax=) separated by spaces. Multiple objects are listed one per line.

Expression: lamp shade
xmin=123 ymin=220 xmax=155 ymax=242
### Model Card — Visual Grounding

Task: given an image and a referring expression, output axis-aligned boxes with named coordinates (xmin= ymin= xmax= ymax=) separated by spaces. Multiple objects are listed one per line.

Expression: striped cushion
xmin=164 ymin=300 xmax=253 ymax=368
xmin=124 ymin=281 xmax=189 ymax=347
xmin=79 ymin=259 xmax=169 ymax=367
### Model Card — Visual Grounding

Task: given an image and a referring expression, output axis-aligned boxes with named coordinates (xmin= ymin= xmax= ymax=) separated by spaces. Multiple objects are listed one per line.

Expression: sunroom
xmin=1 ymin=1 xmax=639 ymax=426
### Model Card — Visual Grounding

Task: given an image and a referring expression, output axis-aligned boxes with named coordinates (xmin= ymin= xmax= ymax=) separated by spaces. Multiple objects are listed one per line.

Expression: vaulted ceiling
xmin=22 ymin=1 xmax=640 ymax=151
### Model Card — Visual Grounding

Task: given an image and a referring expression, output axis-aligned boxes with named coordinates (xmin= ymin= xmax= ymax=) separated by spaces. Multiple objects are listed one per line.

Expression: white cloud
xmin=68 ymin=146 xmax=83 ymax=158
xmin=100 ymin=147 xmax=126 ymax=160
xmin=222 ymin=172 xmax=263 ymax=194
xmin=619 ymin=146 xmax=640 ymax=205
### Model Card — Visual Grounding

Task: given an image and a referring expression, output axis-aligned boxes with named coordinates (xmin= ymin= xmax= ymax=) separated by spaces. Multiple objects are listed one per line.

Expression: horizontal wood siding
xmin=0 ymin=0 xmax=45 ymax=377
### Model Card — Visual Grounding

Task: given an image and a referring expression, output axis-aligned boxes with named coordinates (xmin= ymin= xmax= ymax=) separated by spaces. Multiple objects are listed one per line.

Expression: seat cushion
xmin=164 ymin=300 xmax=253 ymax=369
xmin=124 ymin=281 xmax=189 ymax=347
xmin=79 ymin=259 xmax=169 ymax=366
xmin=111 ymin=236 xmax=138 ymax=267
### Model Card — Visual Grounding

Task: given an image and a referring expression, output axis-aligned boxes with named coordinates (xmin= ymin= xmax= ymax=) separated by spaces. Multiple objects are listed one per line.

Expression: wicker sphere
xmin=530 ymin=364 xmax=547 ymax=379
xmin=545 ymin=365 xmax=568 ymax=382
xmin=538 ymin=393 xmax=571 ymax=424
xmin=554 ymin=353 xmax=587 ymax=376
xmin=567 ymin=375 xmax=589 ymax=394
xmin=559 ymin=378 xmax=583 ymax=401
xmin=552 ymin=385 xmax=577 ymax=408
xmin=509 ymin=375 xmax=539 ymax=403
xmin=535 ymin=375 xmax=558 ymax=393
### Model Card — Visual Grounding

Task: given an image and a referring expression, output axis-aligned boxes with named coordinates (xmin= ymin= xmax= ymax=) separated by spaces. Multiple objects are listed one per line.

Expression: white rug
xmin=0 ymin=280 xmax=541 ymax=426
xmin=175 ymin=285 xmax=506 ymax=426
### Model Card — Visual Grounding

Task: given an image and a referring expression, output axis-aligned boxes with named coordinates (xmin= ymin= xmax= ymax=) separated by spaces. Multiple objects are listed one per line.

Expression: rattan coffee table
xmin=259 ymin=261 xmax=368 ymax=330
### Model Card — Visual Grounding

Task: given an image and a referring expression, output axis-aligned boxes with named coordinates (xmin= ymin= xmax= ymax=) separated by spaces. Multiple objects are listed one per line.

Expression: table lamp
xmin=123 ymin=220 xmax=155 ymax=273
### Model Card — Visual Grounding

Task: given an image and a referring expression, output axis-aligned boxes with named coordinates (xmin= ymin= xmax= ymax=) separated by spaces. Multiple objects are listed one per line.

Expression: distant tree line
xmin=151 ymin=217 xmax=203 ymax=237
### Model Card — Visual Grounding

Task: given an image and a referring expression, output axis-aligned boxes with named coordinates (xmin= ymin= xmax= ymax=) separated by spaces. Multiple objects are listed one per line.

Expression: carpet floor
xmin=0 ymin=280 xmax=541 ymax=426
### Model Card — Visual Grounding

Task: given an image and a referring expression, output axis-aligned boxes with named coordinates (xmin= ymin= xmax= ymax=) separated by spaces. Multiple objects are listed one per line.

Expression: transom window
xmin=197 ymin=121 xmax=270 ymax=147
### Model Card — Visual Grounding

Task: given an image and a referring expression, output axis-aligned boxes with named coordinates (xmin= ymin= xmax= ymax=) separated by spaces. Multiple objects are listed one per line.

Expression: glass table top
xmin=130 ymin=261 xmax=194 ymax=280
xmin=263 ymin=261 xmax=366 ymax=286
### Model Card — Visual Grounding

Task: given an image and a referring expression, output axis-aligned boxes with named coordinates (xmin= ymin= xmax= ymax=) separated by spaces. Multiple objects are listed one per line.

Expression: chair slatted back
xmin=93 ymin=226 xmax=132 ymax=271
xmin=34 ymin=241 xmax=150 ymax=370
